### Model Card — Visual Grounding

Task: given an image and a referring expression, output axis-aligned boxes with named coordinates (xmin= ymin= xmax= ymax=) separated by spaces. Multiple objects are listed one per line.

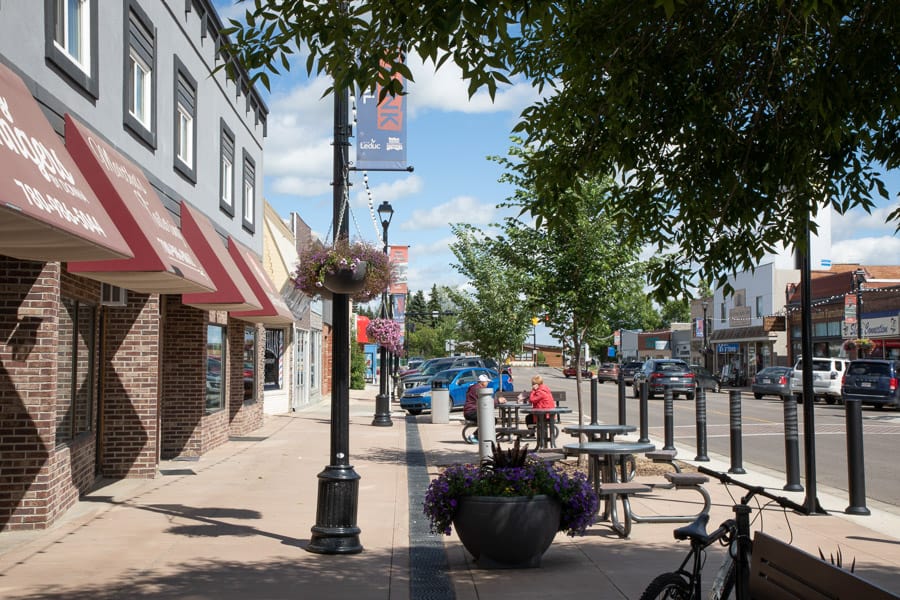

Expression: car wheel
xmin=795 ymin=394 xmax=803 ymax=404
xmin=449 ymin=397 xmax=455 ymax=414
xmin=686 ymin=393 xmax=695 ymax=401
xmin=825 ymin=396 xmax=837 ymax=405
xmin=407 ymin=409 xmax=422 ymax=416
xmin=754 ymin=393 xmax=763 ymax=399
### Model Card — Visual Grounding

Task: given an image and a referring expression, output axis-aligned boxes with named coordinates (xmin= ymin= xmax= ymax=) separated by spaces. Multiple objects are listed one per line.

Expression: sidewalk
xmin=0 ymin=385 xmax=898 ymax=599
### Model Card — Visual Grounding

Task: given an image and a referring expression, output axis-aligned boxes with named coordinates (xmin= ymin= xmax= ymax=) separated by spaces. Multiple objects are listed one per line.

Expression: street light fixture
xmin=701 ymin=300 xmax=709 ymax=371
xmin=854 ymin=268 xmax=866 ymax=342
xmin=372 ymin=201 xmax=394 ymax=427
xmin=531 ymin=317 xmax=539 ymax=367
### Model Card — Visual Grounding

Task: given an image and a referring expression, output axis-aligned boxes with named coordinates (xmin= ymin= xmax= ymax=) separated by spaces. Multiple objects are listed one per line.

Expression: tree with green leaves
xmin=223 ymin=1 xmax=899 ymax=300
xmin=447 ymin=223 xmax=531 ymax=365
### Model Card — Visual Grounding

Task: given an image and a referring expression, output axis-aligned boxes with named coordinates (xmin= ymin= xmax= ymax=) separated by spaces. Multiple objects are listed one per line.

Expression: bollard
xmin=590 ymin=376 xmax=599 ymax=425
xmin=639 ymin=381 xmax=650 ymax=443
xmin=844 ymin=398 xmax=870 ymax=515
xmin=728 ymin=389 xmax=746 ymax=474
xmin=663 ymin=388 xmax=675 ymax=451
xmin=477 ymin=386 xmax=497 ymax=463
xmin=782 ymin=394 xmax=803 ymax=491
xmin=430 ymin=378 xmax=450 ymax=424
xmin=617 ymin=370 xmax=627 ymax=425
xmin=694 ymin=386 xmax=709 ymax=461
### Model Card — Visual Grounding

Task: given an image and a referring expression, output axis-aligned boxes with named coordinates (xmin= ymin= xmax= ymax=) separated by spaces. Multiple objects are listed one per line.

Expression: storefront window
xmin=206 ymin=324 xmax=225 ymax=412
xmin=243 ymin=327 xmax=256 ymax=404
xmin=56 ymin=298 xmax=95 ymax=445
xmin=264 ymin=329 xmax=283 ymax=388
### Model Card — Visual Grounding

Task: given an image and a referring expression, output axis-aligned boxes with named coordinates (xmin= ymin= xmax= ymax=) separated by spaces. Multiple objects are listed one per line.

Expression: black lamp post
xmin=532 ymin=317 xmax=539 ymax=367
xmin=854 ymin=268 xmax=866 ymax=343
xmin=702 ymin=300 xmax=709 ymax=371
xmin=308 ymin=77 xmax=363 ymax=554
xmin=372 ymin=201 xmax=394 ymax=427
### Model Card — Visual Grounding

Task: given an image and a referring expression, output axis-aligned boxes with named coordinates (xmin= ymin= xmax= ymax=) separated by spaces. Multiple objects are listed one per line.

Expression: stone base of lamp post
xmin=307 ymin=465 xmax=363 ymax=554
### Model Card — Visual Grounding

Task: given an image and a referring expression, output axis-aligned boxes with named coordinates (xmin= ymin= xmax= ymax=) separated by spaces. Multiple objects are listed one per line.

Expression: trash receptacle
xmin=431 ymin=377 xmax=450 ymax=424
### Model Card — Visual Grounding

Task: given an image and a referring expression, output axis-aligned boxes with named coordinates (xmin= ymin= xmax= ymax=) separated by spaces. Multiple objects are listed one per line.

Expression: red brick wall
xmin=225 ymin=320 xmax=263 ymax=437
xmin=98 ymin=290 xmax=159 ymax=479
xmin=160 ymin=297 xmax=206 ymax=458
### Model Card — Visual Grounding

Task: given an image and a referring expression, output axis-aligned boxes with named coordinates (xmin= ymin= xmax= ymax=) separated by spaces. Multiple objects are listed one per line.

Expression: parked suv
xmin=621 ymin=361 xmax=644 ymax=386
xmin=841 ymin=359 xmax=900 ymax=409
xmin=632 ymin=359 xmax=696 ymax=400
xmin=789 ymin=357 xmax=850 ymax=404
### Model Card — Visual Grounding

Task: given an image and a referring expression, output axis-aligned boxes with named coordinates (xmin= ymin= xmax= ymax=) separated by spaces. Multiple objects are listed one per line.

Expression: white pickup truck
xmin=789 ymin=357 xmax=850 ymax=404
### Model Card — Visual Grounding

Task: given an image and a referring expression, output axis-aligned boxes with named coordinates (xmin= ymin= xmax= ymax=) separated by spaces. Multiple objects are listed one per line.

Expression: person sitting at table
xmin=519 ymin=375 xmax=555 ymax=426
xmin=463 ymin=374 xmax=505 ymax=423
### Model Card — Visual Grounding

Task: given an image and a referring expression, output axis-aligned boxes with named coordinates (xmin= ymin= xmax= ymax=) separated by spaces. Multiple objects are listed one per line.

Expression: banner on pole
xmin=388 ymin=245 xmax=408 ymax=295
xmin=356 ymin=60 xmax=407 ymax=171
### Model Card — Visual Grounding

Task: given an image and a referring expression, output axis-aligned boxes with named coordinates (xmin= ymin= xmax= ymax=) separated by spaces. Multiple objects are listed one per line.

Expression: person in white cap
xmin=463 ymin=373 xmax=504 ymax=423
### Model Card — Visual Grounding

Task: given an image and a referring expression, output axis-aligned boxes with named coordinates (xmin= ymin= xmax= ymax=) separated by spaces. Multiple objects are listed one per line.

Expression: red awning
xmin=357 ymin=315 xmax=371 ymax=343
xmin=0 ymin=63 xmax=132 ymax=262
xmin=64 ymin=116 xmax=214 ymax=294
xmin=228 ymin=238 xmax=294 ymax=325
xmin=180 ymin=201 xmax=261 ymax=311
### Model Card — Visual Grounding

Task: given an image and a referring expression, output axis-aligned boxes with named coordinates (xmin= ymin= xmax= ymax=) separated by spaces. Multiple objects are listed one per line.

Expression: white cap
xmin=478 ymin=374 xmax=490 ymax=383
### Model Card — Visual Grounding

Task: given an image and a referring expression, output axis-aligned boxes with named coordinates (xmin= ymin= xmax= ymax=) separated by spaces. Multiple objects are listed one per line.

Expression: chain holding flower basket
xmin=295 ymin=238 xmax=394 ymax=303
xmin=366 ymin=318 xmax=404 ymax=354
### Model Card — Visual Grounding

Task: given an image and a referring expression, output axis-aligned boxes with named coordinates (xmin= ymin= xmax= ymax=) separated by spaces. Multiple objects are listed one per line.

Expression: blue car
xmin=400 ymin=367 xmax=513 ymax=415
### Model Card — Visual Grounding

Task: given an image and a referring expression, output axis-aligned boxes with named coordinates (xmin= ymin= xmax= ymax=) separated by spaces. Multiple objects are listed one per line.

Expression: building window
xmin=123 ymin=1 xmax=156 ymax=147
xmin=265 ymin=329 xmax=283 ymax=388
xmin=173 ymin=58 xmax=197 ymax=182
xmin=206 ymin=325 xmax=225 ymax=413
xmin=56 ymin=298 xmax=95 ymax=445
xmin=243 ymin=327 xmax=257 ymax=404
xmin=219 ymin=121 xmax=235 ymax=216
xmin=755 ymin=296 xmax=763 ymax=319
xmin=242 ymin=150 xmax=255 ymax=232
xmin=44 ymin=0 xmax=99 ymax=97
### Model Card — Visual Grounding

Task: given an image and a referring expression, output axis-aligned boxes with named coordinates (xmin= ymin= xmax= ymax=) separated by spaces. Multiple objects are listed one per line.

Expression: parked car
xmin=841 ymin=359 xmax=900 ymax=409
xmin=563 ymin=365 xmax=592 ymax=378
xmin=632 ymin=359 xmax=696 ymax=400
xmin=400 ymin=367 xmax=513 ymax=415
xmin=400 ymin=357 xmax=458 ymax=391
xmin=621 ymin=361 xmax=644 ymax=386
xmin=751 ymin=366 xmax=793 ymax=399
xmin=596 ymin=363 xmax=619 ymax=383
xmin=789 ymin=357 xmax=850 ymax=404
xmin=690 ymin=365 xmax=722 ymax=393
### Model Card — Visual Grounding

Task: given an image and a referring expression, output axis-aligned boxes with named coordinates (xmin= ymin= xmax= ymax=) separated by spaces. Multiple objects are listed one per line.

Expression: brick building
xmin=0 ymin=1 xmax=294 ymax=531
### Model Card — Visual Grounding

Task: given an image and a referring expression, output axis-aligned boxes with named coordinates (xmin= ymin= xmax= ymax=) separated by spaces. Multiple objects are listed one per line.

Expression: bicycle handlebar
xmin=697 ymin=466 xmax=808 ymax=514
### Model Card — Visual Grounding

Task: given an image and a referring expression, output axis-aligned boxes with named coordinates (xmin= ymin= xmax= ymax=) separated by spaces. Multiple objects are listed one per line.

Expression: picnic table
xmin=563 ymin=423 xmax=636 ymax=442
xmin=496 ymin=402 xmax=531 ymax=442
xmin=522 ymin=407 xmax=573 ymax=449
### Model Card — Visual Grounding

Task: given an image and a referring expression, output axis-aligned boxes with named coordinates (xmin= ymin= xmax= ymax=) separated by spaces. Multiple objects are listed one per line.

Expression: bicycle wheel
xmin=709 ymin=549 xmax=737 ymax=599
xmin=639 ymin=572 xmax=692 ymax=600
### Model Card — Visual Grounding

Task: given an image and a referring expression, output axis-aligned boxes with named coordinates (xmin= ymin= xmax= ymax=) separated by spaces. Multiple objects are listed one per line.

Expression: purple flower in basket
xmin=366 ymin=318 xmax=404 ymax=355
xmin=295 ymin=238 xmax=394 ymax=302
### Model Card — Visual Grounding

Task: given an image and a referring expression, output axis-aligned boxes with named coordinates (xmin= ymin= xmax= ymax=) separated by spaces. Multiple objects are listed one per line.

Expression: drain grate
xmin=406 ymin=416 xmax=456 ymax=600
xmin=159 ymin=468 xmax=196 ymax=476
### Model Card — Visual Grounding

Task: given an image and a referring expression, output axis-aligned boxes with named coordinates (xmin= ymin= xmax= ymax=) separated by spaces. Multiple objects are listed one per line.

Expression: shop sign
xmin=717 ymin=343 xmax=739 ymax=353
xmin=762 ymin=316 xmax=785 ymax=331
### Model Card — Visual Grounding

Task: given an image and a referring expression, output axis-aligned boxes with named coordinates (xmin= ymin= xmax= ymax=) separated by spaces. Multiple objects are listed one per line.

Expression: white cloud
xmin=351 ymin=175 xmax=424 ymax=208
xmin=832 ymin=235 xmax=900 ymax=265
xmin=400 ymin=195 xmax=498 ymax=230
xmin=832 ymin=202 xmax=900 ymax=241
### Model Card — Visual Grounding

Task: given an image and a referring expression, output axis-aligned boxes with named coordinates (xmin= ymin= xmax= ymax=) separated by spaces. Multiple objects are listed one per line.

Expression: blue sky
xmin=214 ymin=3 xmax=900 ymax=307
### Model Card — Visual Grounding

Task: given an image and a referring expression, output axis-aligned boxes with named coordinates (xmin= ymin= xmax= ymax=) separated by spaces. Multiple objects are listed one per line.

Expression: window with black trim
xmin=123 ymin=0 xmax=156 ymax=148
xmin=242 ymin=150 xmax=255 ymax=232
xmin=243 ymin=327 xmax=257 ymax=404
xmin=56 ymin=298 xmax=96 ymax=445
xmin=220 ymin=121 xmax=235 ymax=217
xmin=173 ymin=58 xmax=197 ymax=183
xmin=45 ymin=0 xmax=99 ymax=98
xmin=206 ymin=324 xmax=226 ymax=413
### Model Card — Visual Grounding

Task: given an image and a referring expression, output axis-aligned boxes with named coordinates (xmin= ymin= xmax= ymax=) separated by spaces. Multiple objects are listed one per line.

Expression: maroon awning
xmin=227 ymin=238 xmax=294 ymax=325
xmin=180 ymin=201 xmax=261 ymax=311
xmin=0 ymin=63 xmax=132 ymax=262
xmin=64 ymin=116 xmax=214 ymax=294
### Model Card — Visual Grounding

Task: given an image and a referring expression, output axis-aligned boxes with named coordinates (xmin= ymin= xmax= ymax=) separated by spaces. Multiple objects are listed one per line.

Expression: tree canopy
xmin=223 ymin=1 xmax=899 ymax=299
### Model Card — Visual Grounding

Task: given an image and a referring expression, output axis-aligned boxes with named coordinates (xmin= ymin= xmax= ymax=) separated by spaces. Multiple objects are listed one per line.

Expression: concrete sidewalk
xmin=1 ymin=385 xmax=898 ymax=599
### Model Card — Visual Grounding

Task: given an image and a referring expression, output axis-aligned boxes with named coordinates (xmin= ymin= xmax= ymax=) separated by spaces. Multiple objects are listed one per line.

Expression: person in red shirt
xmin=519 ymin=375 xmax=555 ymax=425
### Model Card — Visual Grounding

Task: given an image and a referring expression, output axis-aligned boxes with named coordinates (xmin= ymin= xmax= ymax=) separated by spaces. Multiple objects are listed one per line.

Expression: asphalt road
xmin=518 ymin=366 xmax=900 ymax=509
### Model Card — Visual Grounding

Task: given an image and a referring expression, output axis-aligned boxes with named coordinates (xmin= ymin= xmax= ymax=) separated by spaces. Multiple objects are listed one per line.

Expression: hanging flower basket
xmin=366 ymin=318 xmax=404 ymax=354
xmin=295 ymin=238 xmax=393 ymax=302
xmin=843 ymin=338 xmax=874 ymax=352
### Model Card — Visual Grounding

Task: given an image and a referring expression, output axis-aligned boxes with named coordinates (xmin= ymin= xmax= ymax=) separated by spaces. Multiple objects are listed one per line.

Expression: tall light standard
xmin=531 ymin=317 xmax=539 ymax=367
xmin=854 ymin=268 xmax=866 ymax=346
xmin=701 ymin=300 xmax=710 ymax=371
xmin=372 ymin=201 xmax=394 ymax=427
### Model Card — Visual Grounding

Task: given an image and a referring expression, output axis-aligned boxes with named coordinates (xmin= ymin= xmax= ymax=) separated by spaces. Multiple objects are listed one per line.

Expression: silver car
xmin=751 ymin=366 xmax=792 ymax=399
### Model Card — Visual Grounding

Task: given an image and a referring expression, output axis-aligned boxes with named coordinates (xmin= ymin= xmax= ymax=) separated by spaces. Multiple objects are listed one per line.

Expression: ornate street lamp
xmin=372 ymin=201 xmax=394 ymax=427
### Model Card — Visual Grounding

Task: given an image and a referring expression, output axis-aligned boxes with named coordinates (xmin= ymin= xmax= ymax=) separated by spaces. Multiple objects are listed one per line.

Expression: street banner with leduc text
xmin=356 ymin=60 xmax=407 ymax=171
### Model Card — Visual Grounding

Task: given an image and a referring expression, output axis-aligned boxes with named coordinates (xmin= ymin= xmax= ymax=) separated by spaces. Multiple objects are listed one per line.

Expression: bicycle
xmin=640 ymin=465 xmax=807 ymax=599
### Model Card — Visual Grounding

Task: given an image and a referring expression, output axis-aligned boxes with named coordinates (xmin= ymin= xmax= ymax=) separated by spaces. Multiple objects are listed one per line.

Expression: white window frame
xmin=242 ymin=150 xmax=256 ymax=232
xmin=176 ymin=104 xmax=194 ymax=165
xmin=54 ymin=0 xmax=91 ymax=72
xmin=219 ymin=121 xmax=235 ymax=216
xmin=129 ymin=49 xmax=151 ymax=127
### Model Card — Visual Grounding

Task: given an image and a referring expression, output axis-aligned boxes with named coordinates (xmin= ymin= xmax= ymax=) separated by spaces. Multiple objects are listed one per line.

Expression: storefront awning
xmin=709 ymin=325 xmax=772 ymax=343
xmin=0 ymin=63 xmax=132 ymax=262
xmin=64 ymin=116 xmax=214 ymax=294
xmin=180 ymin=202 xmax=261 ymax=311
xmin=228 ymin=238 xmax=294 ymax=326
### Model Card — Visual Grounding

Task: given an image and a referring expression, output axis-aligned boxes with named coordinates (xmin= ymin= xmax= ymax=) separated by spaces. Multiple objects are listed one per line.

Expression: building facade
xmin=0 ymin=1 xmax=294 ymax=531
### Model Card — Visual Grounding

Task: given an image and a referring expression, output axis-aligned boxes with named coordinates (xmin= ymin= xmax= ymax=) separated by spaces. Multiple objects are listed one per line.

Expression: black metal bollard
xmin=694 ymin=386 xmax=709 ymax=461
xmin=782 ymin=394 xmax=803 ymax=491
xmin=663 ymin=388 xmax=675 ymax=451
xmin=728 ymin=389 xmax=746 ymax=474
xmin=617 ymin=370 xmax=627 ymax=425
xmin=590 ymin=376 xmax=599 ymax=425
xmin=844 ymin=398 xmax=870 ymax=515
xmin=639 ymin=381 xmax=650 ymax=443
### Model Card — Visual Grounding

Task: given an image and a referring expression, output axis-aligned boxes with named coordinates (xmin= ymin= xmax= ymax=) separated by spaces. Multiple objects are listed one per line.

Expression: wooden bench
xmin=749 ymin=531 xmax=899 ymax=599
xmin=597 ymin=482 xmax=651 ymax=538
